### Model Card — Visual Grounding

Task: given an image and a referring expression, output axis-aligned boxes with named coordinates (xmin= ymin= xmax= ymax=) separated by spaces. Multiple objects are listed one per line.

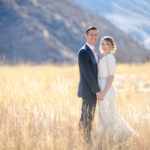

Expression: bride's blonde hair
xmin=100 ymin=36 xmax=116 ymax=53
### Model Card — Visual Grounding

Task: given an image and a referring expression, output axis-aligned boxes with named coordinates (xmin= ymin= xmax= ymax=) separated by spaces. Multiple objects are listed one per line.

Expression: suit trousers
xmin=79 ymin=98 xmax=97 ymax=140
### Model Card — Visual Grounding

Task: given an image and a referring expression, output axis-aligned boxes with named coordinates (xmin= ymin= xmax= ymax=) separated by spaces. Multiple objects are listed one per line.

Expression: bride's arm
xmin=100 ymin=75 xmax=114 ymax=99
xmin=99 ymin=54 xmax=116 ymax=100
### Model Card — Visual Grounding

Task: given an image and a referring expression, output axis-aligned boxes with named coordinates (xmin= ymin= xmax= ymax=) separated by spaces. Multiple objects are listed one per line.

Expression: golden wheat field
xmin=0 ymin=63 xmax=150 ymax=150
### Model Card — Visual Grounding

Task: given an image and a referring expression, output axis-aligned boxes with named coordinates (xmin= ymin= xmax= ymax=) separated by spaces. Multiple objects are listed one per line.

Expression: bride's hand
xmin=96 ymin=92 xmax=103 ymax=101
xmin=99 ymin=92 xmax=105 ymax=100
xmin=96 ymin=92 xmax=102 ymax=101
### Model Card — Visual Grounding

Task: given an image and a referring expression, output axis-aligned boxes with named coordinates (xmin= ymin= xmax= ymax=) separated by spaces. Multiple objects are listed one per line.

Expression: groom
xmin=77 ymin=27 xmax=101 ymax=141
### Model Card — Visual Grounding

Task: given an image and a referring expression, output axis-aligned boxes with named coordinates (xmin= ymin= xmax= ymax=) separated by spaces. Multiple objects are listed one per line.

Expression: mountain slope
xmin=74 ymin=0 xmax=150 ymax=50
xmin=0 ymin=0 xmax=149 ymax=64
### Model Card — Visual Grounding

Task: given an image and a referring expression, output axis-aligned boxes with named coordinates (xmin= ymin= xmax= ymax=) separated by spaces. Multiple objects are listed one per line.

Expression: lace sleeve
xmin=106 ymin=54 xmax=116 ymax=76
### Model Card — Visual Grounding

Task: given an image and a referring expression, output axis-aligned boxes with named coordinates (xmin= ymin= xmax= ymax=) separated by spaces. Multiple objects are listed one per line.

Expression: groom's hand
xmin=96 ymin=92 xmax=103 ymax=101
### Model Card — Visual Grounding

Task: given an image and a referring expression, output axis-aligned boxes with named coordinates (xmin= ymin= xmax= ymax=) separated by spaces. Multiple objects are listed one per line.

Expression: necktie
xmin=93 ymin=48 xmax=98 ymax=63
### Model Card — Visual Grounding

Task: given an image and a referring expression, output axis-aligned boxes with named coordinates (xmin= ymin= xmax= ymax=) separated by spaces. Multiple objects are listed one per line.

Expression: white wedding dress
xmin=97 ymin=53 xmax=136 ymax=142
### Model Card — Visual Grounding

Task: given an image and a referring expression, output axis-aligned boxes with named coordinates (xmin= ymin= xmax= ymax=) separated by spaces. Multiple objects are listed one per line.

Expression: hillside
xmin=74 ymin=0 xmax=150 ymax=50
xmin=0 ymin=0 xmax=150 ymax=64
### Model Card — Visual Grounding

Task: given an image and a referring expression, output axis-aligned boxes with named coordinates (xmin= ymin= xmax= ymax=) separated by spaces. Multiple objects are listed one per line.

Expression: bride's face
xmin=100 ymin=40 xmax=112 ymax=55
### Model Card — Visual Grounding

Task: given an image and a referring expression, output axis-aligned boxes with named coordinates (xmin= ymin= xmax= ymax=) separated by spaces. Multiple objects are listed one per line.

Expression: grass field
xmin=0 ymin=63 xmax=150 ymax=150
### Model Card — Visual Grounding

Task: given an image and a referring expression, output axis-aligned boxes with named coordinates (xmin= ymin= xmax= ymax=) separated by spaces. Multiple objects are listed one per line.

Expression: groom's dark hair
xmin=86 ymin=26 xmax=98 ymax=35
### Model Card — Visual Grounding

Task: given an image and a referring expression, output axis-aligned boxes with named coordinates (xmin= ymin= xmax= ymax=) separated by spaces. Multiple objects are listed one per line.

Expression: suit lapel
xmin=85 ymin=44 xmax=95 ymax=59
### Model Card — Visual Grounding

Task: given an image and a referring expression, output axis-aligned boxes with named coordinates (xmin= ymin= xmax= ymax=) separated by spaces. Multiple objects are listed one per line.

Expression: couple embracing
xmin=77 ymin=27 xmax=137 ymax=144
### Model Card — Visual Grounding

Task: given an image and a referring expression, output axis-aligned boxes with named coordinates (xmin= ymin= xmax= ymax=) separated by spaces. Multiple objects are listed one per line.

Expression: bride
xmin=97 ymin=36 xmax=137 ymax=142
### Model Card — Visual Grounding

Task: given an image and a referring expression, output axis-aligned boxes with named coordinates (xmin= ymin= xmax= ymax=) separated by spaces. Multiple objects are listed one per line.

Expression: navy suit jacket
xmin=77 ymin=44 xmax=100 ymax=99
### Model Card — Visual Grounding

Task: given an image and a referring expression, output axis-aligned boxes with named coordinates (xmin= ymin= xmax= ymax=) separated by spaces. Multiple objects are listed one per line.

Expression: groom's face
xmin=85 ymin=30 xmax=98 ymax=46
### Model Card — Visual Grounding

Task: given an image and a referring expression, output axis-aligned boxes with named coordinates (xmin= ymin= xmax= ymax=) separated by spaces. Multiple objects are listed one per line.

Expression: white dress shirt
xmin=86 ymin=42 xmax=98 ymax=63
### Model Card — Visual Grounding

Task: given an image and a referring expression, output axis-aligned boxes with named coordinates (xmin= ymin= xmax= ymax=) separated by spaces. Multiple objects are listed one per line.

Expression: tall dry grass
xmin=0 ymin=63 xmax=150 ymax=150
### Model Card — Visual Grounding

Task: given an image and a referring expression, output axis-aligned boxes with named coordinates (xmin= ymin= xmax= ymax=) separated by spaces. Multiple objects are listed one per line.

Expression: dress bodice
xmin=98 ymin=53 xmax=116 ymax=78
